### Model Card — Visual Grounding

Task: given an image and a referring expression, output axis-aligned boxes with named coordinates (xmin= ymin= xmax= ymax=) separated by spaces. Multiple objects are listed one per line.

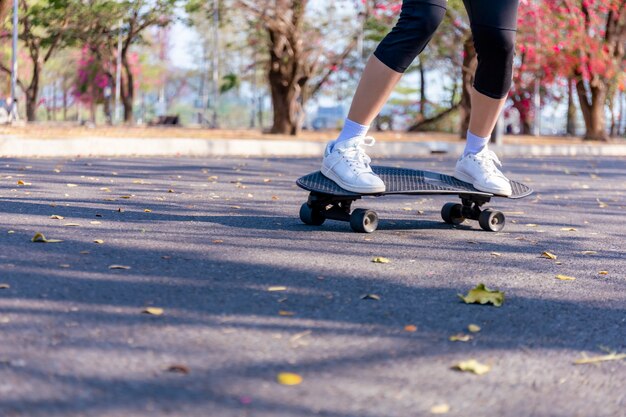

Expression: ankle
xmin=464 ymin=130 xmax=490 ymax=156
xmin=336 ymin=118 xmax=370 ymax=144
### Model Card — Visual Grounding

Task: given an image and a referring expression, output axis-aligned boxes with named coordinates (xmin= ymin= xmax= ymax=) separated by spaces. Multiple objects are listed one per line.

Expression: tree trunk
xmin=269 ymin=80 xmax=298 ymax=135
xmin=418 ymin=59 xmax=426 ymax=119
xmin=122 ymin=57 xmax=134 ymax=123
xmin=459 ymin=36 xmax=477 ymax=139
xmin=575 ymin=76 xmax=608 ymax=141
xmin=566 ymin=79 xmax=576 ymax=136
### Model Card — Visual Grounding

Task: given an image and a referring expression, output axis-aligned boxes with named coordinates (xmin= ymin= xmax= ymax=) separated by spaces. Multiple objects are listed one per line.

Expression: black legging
xmin=373 ymin=0 xmax=519 ymax=99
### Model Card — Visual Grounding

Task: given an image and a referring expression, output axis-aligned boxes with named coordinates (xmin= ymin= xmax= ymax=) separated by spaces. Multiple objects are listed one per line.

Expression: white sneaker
xmin=321 ymin=136 xmax=386 ymax=194
xmin=454 ymin=149 xmax=513 ymax=196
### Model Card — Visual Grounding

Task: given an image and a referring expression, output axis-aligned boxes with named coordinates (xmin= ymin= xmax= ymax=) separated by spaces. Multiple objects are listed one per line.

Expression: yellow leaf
xmin=93 ymin=239 xmax=104 ymax=244
xmin=144 ymin=209 xmax=152 ymax=213
xmin=276 ymin=372 xmax=302 ymax=386
xmin=31 ymin=232 xmax=63 ymax=243
xmin=560 ymin=227 xmax=577 ymax=231
xmin=50 ymin=215 xmax=65 ymax=220
xmin=17 ymin=180 xmax=31 ymax=186
xmin=468 ymin=324 xmax=481 ymax=333
xmin=430 ymin=404 xmax=451 ymax=414
xmin=66 ymin=183 xmax=78 ymax=188
xmin=279 ymin=310 xmax=295 ymax=316
xmin=525 ymin=223 xmax=538 ymax=227
xmin=541 ymin=251 xmax=557 ymax=260
xmin=404 ymin=325 xmax=417 ymax=332
xmin=449 ymin=333 xmax=472 ymax=342
xmin=108 ymin=265 xmax=131 ymax=270
xmin=452 ymin=359 xmax=490 ymax=375
xmin=556 ymin=274 xmax=576 ymax=281
xmin=573 ymin=352 xmax=626 ymax=365
xmin=372 ymin=257 xmax=390 ymax=264
xmin=458 ymin=283 xmax=504 ymax=307
xmin=580 ymin=251 xmax=597 ymax=255
xmin=268 ymin=286 xmax=287 ymax=292
xmin=142 ymin=307 xmax=164 ymax=316
xmin=598 ymin=271 xmax=608 ymax=275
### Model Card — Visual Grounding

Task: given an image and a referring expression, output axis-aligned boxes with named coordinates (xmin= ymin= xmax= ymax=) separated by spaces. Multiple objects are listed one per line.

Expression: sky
xmin=170 ymin=20 xmax=197 ymax=69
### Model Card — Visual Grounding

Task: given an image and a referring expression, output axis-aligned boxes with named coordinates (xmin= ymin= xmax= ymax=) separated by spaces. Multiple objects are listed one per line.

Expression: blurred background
xmin=0 ymin=0 xmax=624 ymax=141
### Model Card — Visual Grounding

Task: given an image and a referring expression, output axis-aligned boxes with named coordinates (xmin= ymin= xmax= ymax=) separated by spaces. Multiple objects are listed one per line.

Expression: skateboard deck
xmin=296 ymin=166 xmax=532 ymax=233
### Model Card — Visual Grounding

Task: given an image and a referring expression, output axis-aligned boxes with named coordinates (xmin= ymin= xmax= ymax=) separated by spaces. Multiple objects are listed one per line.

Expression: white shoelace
xmin=337 ymin=136 xmax=376 ymax=172
xmin=471 ymin=150 xmax=507 ymax=178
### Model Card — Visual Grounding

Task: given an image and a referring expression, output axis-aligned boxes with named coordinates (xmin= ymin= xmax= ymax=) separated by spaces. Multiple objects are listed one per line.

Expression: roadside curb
xmin=2 ymin=136 xmax=626 ymax=158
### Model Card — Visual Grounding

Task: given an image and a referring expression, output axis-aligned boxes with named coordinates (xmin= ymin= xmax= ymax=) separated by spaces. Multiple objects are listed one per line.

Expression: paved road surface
xmin=0 ymin=156 xmax=624 ymax=417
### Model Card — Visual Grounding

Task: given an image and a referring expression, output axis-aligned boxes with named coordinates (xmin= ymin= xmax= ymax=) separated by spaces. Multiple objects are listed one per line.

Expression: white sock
xmin=335 ymin=118 xmax=370 ymax=145
xmin=464 ymin=130 xmax=490 ymax=156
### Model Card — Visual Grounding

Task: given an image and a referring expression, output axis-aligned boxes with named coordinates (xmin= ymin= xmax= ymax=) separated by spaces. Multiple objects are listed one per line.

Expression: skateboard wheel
xmin=441 ymin=203 xmax=465 ymax=225
xmin=350 ymin=209 xmax=378 ymax=233
xmin=299 ymin=203 xmax=325 ymax=226
xmin=479 ymin=209 xmax=505 ymax=232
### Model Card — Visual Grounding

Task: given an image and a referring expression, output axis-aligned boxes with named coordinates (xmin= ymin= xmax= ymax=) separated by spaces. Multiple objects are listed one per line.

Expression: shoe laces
xmin=471 ymin=150 xmax=506 ymax=177
xmin=337 ymin=136 xmax=375 ymax=172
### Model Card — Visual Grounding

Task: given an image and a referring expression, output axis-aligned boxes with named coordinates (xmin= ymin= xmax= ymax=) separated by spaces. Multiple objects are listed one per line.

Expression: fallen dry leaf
xmin=90 ymin=221 xmax=101 ymax=225
xmin=541 ymin=251 xmax=557 ymax=260
xmin=404 ymin=325 xmax=417 ymax=332
xmin=556 ymin=274 xmax=576 ymax=281
xmin=108 ymin=265 xmax=131 ymax=270
xmin=31 ymin=232 xmax=63 ymax=243
xmin=93 ymin=239 xmax=104 ymax=244
xmin=430 ymin=404 xmax=451 ymax=414
xmin=598 ymin=271 xmax=608 ymax=275
xmin=560 ymin=227 xmax=577 ymax=231
xmin=452 ymin=359 xmax=490 ymax=375
xmin=17 ymin=180 xmax=31 ymax=186
xmin=50 ymin=215 xmax=65 ymax=220
xmin=449 ymin=334 xmax=473 ymax=342
xmin=279 ymin=310 xmax=295 ymax=316
xmin=276 ymin=372 xmax=302 ymax=386
xmin=490 ymin=252 xmax=502 ymax=257
xmin=361 ymin=294 xmax=381 ymax=301
xmin=142 ymin=307 xmax=164 ymax=316
xmin=268 ymin=286 xmax=287 ymax=292
xmin=573 ymin=352 xmax=626 ymax=365
xmin=66 ymin=183 xmax=78 ymax=188
xmin=468 ymin=324 xmax=481 ymax=333
xmin=580 ymin=251 xmax=597 ymax=255
xmin=166 ymin=364 xmax=190 ymax=374
xmin=458 ymin=284 xmax=504 ymax=307
xmin=371 ymin=257 xmax=390 ymax=264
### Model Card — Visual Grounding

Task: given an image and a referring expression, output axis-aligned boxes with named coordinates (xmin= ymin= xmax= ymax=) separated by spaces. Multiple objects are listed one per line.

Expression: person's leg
xmin=324 ymin=0 xmax=447 ymax=193
xmin=455 ymin=0 xmax=519 ymax=196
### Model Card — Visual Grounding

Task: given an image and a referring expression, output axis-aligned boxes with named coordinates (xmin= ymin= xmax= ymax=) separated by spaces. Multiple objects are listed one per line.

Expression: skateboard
xmin=296 ymin=166 xmax=533 ymax=233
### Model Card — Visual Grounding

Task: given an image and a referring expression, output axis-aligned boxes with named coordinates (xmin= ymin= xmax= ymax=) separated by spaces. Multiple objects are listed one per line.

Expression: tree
xmin=234 ymin=0 xmax=372 ymax=135
xmin=0 ymin=0 xmax=75 ymax=121
xmin=516 ymin=0 xmax=626 ymax=140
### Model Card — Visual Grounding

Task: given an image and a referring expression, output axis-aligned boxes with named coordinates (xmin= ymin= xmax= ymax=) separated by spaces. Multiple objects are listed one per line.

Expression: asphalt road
xmin=0 ymin=155 xmax=624 ymax=417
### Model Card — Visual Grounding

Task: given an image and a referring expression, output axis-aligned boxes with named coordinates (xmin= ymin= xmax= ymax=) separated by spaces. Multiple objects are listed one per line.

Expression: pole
xmin=11 ymin=0 xmax=18 ymax=111
xmin=115 ymin=19 xmax=123 ymax=124
xmin=211 ymin=0 xmax=219 ymax=128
